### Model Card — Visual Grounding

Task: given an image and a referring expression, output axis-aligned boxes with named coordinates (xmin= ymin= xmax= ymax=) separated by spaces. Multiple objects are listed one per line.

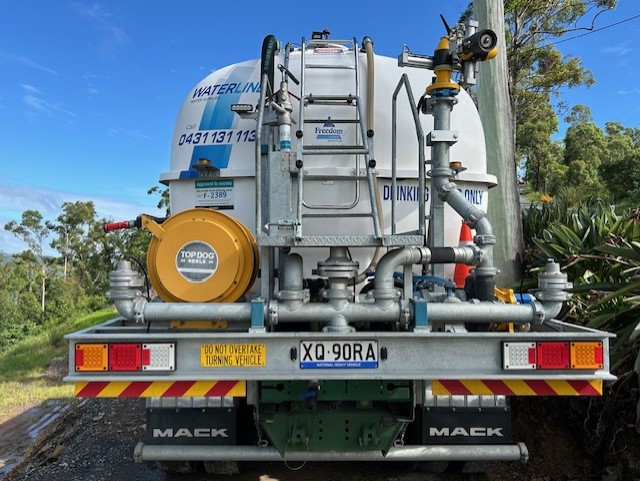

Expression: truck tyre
xmin=155 ymin=460 xmax=198 ymax=474
xmin=203 ymin=460 xmax=240 ymax=474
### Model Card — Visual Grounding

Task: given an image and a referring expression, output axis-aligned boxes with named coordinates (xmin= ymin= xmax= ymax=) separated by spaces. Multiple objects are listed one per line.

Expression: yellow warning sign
xmin=200 ymin=343 xmax=266 ymax=367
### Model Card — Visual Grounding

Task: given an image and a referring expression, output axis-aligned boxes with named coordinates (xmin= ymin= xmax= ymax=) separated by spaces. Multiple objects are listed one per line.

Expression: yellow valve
xmin=485 ymin=46 xmax=498 ymax=60
xmin=144 ymin=208 xmax=258 ymax=303
xmin=425 ymin=36 xmax=460 ymax=95
xmin=494 ymin=287 xmax=516 ymax=333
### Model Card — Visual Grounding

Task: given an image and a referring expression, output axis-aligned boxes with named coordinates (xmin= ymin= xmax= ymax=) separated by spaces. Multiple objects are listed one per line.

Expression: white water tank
xmin=161 ymin=42 xmax=496 ymax=279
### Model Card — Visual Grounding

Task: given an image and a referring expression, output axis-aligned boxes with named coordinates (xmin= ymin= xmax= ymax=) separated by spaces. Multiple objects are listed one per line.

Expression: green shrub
xmin=522 ymin=199 xmax=640 ymax=370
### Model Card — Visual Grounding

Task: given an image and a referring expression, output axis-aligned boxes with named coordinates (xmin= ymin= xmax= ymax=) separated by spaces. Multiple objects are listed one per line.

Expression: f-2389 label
xmin=178 ymin=129 xmax=256 ymax=146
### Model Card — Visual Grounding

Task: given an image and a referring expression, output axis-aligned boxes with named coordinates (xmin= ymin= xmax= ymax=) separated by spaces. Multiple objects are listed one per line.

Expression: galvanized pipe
xmin=428 ymin=91 xmax=497 ymax=299
xmin=276 ymin=300 xmax=542 ymax=325
xmin=134 ymin=443 xmax=528 ymax=463
xmin=374 ymin=247 xmax=430 ymax=293
xmin=113 ymin=295 xmax=543 ymax=326
xmin=139 ymin=301 xmax=252 ymax=323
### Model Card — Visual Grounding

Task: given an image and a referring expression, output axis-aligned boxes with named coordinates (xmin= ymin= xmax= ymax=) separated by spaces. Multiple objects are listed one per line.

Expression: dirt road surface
xmin=3 ymin=394 xmax=629 ymax=481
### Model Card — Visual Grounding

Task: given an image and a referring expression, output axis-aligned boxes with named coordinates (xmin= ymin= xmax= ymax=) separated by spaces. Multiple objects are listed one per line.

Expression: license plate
xmin=200 ymin=343 xmax=266 ymax=367
xmin=299 ymin=340 xmax=378 ymax=369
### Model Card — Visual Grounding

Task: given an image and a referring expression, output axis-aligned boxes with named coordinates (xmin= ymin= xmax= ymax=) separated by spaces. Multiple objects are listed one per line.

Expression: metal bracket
xmin=411 ymin=299 xmax=429 ymax=330
xmin=426 ymin=130 xmax=459 ymax=146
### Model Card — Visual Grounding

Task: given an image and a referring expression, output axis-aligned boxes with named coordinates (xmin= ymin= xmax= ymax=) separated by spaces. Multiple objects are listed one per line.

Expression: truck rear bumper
xmin=133 ymin=442 xmax=529 ymax=463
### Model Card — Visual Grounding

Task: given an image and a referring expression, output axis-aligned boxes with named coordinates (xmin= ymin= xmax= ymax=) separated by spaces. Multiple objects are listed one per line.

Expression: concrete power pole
xmin=474 ymin=0 xmax=524 ymax=286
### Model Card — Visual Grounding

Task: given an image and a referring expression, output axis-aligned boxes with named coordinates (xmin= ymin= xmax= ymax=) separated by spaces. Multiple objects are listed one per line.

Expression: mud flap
xmin=421 ymin=406 xmax=512 ymax=445
xmin=146 ymin=407 xmax=237 ymax=445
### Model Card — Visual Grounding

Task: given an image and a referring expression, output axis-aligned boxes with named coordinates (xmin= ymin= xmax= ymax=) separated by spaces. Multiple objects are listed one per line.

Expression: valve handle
xmin=103 ymin=220 xmax=135 ymax=232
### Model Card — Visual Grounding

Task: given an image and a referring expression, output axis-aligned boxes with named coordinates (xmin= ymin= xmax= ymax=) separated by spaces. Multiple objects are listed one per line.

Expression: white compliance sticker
xmin=195 ymin=179 xmax=234 ymax=209
xmin=176 ymin=241 xmax=218 ymax=283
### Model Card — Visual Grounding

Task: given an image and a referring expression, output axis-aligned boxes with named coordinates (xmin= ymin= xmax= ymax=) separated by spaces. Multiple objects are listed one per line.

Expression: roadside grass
xmin=0 ymin=308 xmax=117 ymax=417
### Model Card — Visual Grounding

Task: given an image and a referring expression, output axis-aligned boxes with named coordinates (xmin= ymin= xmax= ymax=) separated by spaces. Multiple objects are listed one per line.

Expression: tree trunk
xmin=474 ymin=0 xmax=524 ymax=286
xmin=41 ymin=265 xmax=46 ymax=315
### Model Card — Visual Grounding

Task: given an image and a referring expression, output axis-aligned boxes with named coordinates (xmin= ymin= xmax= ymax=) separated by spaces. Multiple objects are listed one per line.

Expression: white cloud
xmin=23 ymin=94 xmax=77 ymax=119
xmin=20 ymin=83 xmax=42 ymax=94
xmin=0 ymin=50 xmax=58 ymax=76
xmin=0 ymin=183 xmax=62 ymax=217
xmin=107 ymin=127 xmax=150 ymax=141
xmin=87 ymin=87 xmax=100 ymax=95
xmin=616 ymin=88 xmax=640 ymax=95
xmin=601 ymin=40 xmax=634 ymax=57
xmin=72 ymin=2 xmax=131 ymax=56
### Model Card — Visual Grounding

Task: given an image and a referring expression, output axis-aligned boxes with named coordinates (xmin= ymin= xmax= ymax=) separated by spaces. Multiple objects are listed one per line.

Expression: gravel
xmin=3 ymin=395 xmax=638 ymax=481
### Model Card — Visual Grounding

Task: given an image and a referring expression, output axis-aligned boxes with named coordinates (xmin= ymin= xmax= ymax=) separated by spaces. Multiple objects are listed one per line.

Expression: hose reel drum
xmin=144 ymin=208 xmax=258 ymax=303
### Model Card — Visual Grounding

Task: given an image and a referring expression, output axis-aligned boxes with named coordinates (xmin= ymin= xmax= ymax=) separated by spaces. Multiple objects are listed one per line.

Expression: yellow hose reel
xmin=142 ymin=208 xmax=258 ymax=303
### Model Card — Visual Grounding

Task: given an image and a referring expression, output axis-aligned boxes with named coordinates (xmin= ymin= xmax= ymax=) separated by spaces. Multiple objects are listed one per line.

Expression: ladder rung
xmin=306 ymin=64 xmax=356 ymax=70
xmin=302 ymin=147 xmax=368 ymax=155
xmin=304 ymin=119 xmax=360 ymax=124
xmin=300 ymin=174 xmax=368 ymax=180
xmin=305 ymin=95 xmax=357 ymax=101
xmin=306 ymin=39 xmax=355 ymax=47
xmin=302 ymin=212 xmax=373 ymax=218
xmin=304 ymin=96 xmax=358 ymax=106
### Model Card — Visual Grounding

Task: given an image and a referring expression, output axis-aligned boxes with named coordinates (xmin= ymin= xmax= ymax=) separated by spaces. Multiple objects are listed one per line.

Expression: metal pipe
xmin=281 ymin=252 xmax=304 ymax=292
xmin=429 ymin=99 xmax=455 ymax=276
xmin=362 ymin=36 xmax=375 ymax=134
xmin=113 ymin=299 xmax=254 ymax=323
xmin=436 ymin=181 xmax=497 ymax=299
xmin=275 ymin=300 xmax=542 ymax=325
xmin=276 ymin=301 xmax=401 ymax=323
xmin=256 ymin=73 xmax=270 ymax=299
xmin=135 ymin=443 xmax=528 ymax=463
xmin=112 ymin=295 xmax=542 ymax=326
xmin=427 ymin=89 xmax=497 ymax=298
xmin=426 ymin=301 xmax=543 ymax=324
xmin=374 ymin=247 xmax=430 ymax=293
xmin=255 ymin=73 xmax=269 ymax=237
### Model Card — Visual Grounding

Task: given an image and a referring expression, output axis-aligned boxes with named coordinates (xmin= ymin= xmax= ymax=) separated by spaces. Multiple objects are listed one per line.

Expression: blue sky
xmin=1 ymin=1 xmax=638 ymax=254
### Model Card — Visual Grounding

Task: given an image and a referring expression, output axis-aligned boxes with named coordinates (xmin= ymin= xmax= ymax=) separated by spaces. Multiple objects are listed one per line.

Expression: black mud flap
xmin=146 ymin=407 xmax=237 ymax=446
xmin=422 ymin=406 xmax=512 ymax=445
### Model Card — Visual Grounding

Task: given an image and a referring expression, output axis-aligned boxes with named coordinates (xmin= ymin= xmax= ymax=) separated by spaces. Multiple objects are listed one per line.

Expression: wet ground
xmin=0 ymin=400 xmax=71 ymax=478
xmin=2 ymin=394 xmax=639 ymax=480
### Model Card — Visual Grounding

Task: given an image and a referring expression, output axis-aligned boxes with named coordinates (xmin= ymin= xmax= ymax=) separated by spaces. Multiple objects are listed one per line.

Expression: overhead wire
xmin=550 ymin=13 xmax=640 ymax=45
xmin=546 ymin=11 xmax=640 ymax=127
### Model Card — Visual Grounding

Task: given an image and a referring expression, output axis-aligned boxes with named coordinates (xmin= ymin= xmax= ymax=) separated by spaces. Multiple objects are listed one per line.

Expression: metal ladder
xmin=294 ymin=36 xmax=382 ymax=240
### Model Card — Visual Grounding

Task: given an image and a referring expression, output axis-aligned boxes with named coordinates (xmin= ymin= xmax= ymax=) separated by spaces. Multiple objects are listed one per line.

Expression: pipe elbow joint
xmin=113 ymin=298 xmax=134 ymax=319
xmin=113 ymin=297 xmax=146 ymax=323
xmin=437 ymin=181 xmax=457 ymax=200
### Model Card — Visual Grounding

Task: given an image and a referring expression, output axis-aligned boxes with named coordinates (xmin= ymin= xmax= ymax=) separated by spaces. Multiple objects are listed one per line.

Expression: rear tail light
xmin=142 ymin=343 xmax=175 ymax=371
xmin=503 ymin=341 xmax=605 ymax=371
xmin=74 ymin=343 xmax=175 ymax=372
xmin=503 ymin=342 xmax=537 ymax=369
xmin=75 ymin=344 xmax=108 ymax=371
xmin=109 ymin=343 xmax=142 ymax=371
xmin=536 ymin=342 xmax=570 ymax=370
xmin=570 ymin=342 xmax=604 ymax=369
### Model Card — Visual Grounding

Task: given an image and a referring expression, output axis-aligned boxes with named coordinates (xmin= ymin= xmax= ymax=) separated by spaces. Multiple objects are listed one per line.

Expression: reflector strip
xmin=433 ymin=379 xmax=603 ymax=396
xmin=74 ymin=380 xmax=246 ymax=398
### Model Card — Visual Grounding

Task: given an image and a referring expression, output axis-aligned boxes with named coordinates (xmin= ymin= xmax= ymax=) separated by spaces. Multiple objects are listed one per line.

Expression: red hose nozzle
xmin=103 ymin=220 xmax=135 ymax=232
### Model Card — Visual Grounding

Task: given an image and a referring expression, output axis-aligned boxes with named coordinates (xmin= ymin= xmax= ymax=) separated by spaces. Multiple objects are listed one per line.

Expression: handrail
xmin=391 ymin=74 xmax=425 ymax=236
